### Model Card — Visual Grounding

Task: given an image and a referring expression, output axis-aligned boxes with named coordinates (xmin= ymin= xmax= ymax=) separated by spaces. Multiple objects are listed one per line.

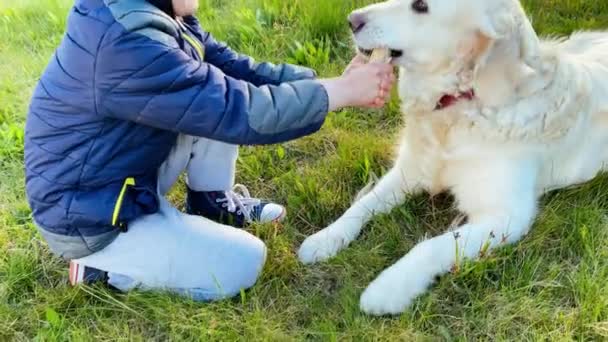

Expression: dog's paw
xmin=359 ymin=263 xmax=431 ymax=316
xmin=298 ymin=228 xmax=347 ymax=264
xmin=360 ymin=278 xmax=414 ymax=316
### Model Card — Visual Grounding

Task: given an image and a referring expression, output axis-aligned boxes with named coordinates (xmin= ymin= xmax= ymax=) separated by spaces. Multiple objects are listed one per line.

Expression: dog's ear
xmin=477 ymin=2 xmax=541 ymax=69
xmin=512 ymin=2 xmax=541 ymax=69
xmin=477 ymin=13 xmax=505 ymax=41
xmin=468 ymin=10 xmax=513 ymax=71
xmin=478 ymin=5 xmax=514 ymax=40
xmin=462 ymin=12 xmax=506 ymax=77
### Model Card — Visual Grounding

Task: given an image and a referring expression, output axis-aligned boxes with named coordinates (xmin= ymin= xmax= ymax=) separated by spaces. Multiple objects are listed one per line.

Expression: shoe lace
xmin=215 ymin=184 xmax=261 ymax=223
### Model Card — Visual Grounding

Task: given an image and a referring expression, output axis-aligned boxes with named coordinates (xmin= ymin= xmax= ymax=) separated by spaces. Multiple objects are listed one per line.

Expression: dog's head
xmin=350 ymin=0 xmax=541 ymax=79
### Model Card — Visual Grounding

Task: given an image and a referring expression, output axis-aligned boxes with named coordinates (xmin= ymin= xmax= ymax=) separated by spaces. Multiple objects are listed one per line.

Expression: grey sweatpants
xmin=74 ymin=135 xmax=267 ymax=301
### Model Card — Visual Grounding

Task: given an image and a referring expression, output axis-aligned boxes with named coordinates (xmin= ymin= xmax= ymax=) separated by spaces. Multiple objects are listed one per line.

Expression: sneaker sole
xmin=69 ymin=261 xmax=84 ymax=286
xmin=273 ymin=207 xmax=287 ymax=223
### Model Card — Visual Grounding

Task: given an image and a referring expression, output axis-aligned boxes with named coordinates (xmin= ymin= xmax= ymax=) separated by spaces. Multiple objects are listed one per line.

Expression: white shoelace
xmin=215 ymin=184 xmax=261 ymax=223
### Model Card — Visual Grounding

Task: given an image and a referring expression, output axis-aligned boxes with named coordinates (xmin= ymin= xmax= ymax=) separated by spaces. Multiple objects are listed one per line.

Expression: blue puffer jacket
xmin=24 ymin=0 xmax=329 ymax=259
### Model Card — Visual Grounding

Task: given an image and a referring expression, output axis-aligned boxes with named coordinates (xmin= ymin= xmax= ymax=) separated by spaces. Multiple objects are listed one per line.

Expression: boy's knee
xmin=221 ymin=235 xmax=267 ymax=297
xmin=238 ymin=236 xmax=267 ymax=289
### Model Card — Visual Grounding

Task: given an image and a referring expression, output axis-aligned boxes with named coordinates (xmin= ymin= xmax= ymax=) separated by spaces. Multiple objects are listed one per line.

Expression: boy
xmin=25 ymin=0 xmax=394 ymax=300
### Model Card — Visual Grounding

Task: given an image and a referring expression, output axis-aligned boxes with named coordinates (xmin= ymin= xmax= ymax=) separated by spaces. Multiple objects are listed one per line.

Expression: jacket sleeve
xmin=94 ymin=30 xmax=329 ymax=145
xmin=183 ymin=16 xmax=318 ymax=86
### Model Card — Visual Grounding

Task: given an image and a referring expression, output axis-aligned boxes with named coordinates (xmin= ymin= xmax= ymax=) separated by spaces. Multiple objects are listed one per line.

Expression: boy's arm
xmin=95 ymin=29 xmax=328 ymax=145
xmin=183 ymin=16 xmax=317 ymax=86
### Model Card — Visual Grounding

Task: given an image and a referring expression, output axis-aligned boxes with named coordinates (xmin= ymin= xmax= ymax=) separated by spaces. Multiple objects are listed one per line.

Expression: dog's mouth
xmin=358 ymin=47 xmax=404 ymax=59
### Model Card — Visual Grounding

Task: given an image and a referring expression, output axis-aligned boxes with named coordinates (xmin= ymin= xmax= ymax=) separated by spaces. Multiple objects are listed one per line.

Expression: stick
xmin=368 ymin=48 xmax=390 ymax=63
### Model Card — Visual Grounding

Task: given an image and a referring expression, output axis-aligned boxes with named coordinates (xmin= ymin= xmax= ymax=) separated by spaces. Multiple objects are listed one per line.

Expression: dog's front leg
xmin=359 ymin=178 xmax=538 ymax=315
xmin=298 ymin=167 xmax=419 ymax=264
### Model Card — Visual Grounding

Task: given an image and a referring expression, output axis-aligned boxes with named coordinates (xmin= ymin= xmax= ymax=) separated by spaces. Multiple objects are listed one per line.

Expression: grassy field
xmin=2 ymin=0 xmax=608 ymax=340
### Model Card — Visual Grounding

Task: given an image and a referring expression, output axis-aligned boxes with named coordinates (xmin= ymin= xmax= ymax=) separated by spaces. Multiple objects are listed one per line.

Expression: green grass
xmin=2 ymin=0 xmax=608 ymax=340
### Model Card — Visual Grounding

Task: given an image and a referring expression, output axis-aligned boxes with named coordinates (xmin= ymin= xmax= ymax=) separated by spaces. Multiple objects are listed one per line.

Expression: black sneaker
xmin=69 ymin=260 xmax=108 ymax=286
xmin=186 ymin=184 xmax=286 ymax=228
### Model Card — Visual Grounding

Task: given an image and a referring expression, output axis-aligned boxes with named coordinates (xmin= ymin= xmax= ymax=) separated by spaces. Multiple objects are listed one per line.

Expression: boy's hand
xmin=320 ymin=55 xmax=395 ymax=111
xmin=343 ymin=55 xmax=395 ymax=108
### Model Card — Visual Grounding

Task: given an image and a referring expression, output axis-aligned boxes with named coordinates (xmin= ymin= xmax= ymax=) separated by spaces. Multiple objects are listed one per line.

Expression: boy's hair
xmin=147 ymin=0 xmax=174 ymax=17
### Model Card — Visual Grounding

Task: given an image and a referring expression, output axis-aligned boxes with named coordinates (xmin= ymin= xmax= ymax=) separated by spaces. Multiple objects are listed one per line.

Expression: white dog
xmin=298 ymin=0 xmax=608 ymax=315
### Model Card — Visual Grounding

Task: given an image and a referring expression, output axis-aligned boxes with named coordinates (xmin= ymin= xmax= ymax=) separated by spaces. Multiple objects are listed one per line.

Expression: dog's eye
xmin=411 ymin=0 xmax=429 ymax=14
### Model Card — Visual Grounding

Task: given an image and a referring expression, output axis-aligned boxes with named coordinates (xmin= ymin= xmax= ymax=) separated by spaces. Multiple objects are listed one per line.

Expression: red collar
xmin=435 ymin=89 xmax=475 ymax=110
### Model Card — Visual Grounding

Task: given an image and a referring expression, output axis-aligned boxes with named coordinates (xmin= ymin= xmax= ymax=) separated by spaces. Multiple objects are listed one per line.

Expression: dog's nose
xmin=348 ymin=12 xmax=367 ymax=34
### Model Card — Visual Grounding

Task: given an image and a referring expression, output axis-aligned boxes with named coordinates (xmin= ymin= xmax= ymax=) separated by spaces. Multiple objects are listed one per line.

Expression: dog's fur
xmin=298 ymin=0 xmax=608 ymax=315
